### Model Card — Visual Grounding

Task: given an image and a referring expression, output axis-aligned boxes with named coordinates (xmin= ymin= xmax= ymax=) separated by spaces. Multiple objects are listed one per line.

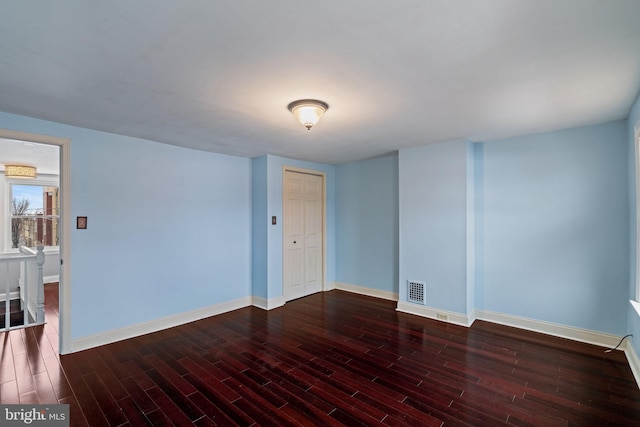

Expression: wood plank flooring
xmin=1 ymin=284 xmax=639 ymax=426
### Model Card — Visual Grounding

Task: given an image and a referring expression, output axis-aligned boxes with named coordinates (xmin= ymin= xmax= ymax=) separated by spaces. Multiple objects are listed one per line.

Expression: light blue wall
xmin=251 ymin=156 xmax=268 ymax=300
xmin=481 ymin=121 xmax=629 ymax=334
xmin=399 ymin=139 xmax=470 ymax=313
xmin=628 ymin=93 xmax=640 ymax=355
xmin=2 ymin=105 xmax=636 ymax=349
xmin=473 ymin=142 xmax=484 ymax=310
xmin=264 ymin=155 xmax=336 ymax=299
xmin=465 ymin=142 xmax=476 ymax=315
xmin=335 ymin=154 xmax=398 ymax=293
xmin=0 ymin=112 xmax=252 ymax=339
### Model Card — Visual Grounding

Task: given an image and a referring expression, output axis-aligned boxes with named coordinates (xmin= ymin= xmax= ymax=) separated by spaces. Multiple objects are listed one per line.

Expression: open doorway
xmin=0 ymin=129 xmax=70 ymax=354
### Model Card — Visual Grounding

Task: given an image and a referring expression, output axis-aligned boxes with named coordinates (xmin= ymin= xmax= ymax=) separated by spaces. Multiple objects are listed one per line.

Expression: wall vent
xmin=407 ymin=280 xmax=426 ymax=305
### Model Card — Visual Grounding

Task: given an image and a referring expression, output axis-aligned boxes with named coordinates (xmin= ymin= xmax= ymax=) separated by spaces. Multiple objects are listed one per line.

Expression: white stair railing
xmin=0 ymin=246 xmax=45 ymax=331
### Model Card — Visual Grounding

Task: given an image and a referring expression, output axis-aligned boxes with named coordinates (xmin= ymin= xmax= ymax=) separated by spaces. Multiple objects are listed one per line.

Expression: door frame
xmin=0 ymin=128 xmax=71 ymax=354
xmin=282 ymin=166 xmax=327 ymax=301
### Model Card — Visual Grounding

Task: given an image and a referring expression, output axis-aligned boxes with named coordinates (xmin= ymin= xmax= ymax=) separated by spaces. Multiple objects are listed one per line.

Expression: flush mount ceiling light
xmin=4 ymin=164 xmax=37 ymax=179
xmin=287 ymin=99 xmax=329 ymax=130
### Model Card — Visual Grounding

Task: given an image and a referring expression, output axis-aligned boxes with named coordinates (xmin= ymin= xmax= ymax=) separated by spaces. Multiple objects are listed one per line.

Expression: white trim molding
xmin=625 ymin=338 xmax=640 ymax=389
xmin=395 ymin=302 xmax=628 ymax=351
xmin=70 ymin=296 xmax=252 ymax=353
xmin=43 ymin=275 xmax=59 ymax=284
xmin=324 ymin=281 xmax=337 ymax=291
xmin=252 ymin=295 xmax=285 ymax=310
xmin=475 ymin=310 xmax=624 ymax=349
xmin=334 ymin=282 xmax=398 ymax=302
xmin=396 ymin=302 xmax=473 ymax=327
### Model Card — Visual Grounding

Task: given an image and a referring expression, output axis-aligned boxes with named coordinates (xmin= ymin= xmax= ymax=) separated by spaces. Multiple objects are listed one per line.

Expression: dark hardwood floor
xmin=1 ymin=284 xmax=639 ymax=426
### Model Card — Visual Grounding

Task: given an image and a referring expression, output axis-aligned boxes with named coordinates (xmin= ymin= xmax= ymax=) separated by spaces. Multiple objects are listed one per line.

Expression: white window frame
xmin=3 ymin=173 xmax=60 ymax=253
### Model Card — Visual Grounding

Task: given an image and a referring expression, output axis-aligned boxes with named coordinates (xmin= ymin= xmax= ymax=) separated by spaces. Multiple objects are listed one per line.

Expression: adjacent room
xmin=1 ymin=1 xmax=640 ymax=425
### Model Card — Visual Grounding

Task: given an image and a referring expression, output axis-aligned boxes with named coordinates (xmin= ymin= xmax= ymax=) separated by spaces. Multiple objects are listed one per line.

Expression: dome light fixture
xmin=287 ymin=99 xmax=329 ymax=130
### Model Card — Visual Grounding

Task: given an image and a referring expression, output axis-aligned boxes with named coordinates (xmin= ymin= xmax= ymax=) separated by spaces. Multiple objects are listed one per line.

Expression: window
xmin=6 ymin=178 xmax=59 ymax=250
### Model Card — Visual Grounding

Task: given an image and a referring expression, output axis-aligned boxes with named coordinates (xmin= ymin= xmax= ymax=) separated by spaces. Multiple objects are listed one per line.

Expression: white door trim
xmin=282 ymin=166 xmax=326 ymax=301
xmin=0 ymin=128 xmax=71 ymax=354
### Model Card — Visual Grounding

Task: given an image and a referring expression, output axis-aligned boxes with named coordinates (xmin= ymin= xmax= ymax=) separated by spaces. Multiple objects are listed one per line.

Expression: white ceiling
xmin=0 ymin=1 xmax=639 ymax=164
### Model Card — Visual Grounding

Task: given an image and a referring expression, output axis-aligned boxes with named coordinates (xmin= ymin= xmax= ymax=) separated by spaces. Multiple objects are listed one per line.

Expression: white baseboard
xmin=625 ymin=338 xmax=640 ymax=389
xmin=396 ymin=302 xmax=472 ymax=327
xmin=395 ymin=303 xmax=627 ymax=351
xmin=334 ymin=282 xmax=398 ymax=301
xmin=69 ymin=296 xmax=252 ymax=353
xmin=252 ymin=295 xmax=285 ymax=310
xmin=43 ymin=275 xmax=59 ymax=284
xmin=475 ymin=310 xmax=623 ymax=349
xmin=0 ymin=291 xmax=20 ymax=302
xmin=324 ymin=281 xmax=337 ymax=291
